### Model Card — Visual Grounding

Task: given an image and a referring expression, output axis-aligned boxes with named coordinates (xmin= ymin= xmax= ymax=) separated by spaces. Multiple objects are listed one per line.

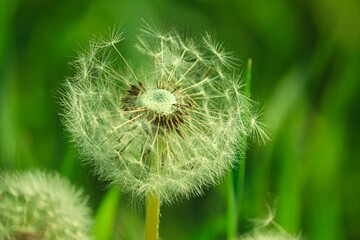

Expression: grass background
xmin=1 ymin=0 xmax=360 ymax=239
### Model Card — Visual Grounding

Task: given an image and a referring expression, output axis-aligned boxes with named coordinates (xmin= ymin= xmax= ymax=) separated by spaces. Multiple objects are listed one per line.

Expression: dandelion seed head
xmin=61 ymin=22 xmax=267 ymax=204
xmin=0 ymin=171 xmax=92 ymax=240
xmin=241 ymin=230 xmax=303 ymax=240
xmin=242 ymin=203 xmax=303 ymax=240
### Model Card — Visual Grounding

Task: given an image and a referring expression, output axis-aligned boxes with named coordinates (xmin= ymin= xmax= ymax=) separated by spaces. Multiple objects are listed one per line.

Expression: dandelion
xmin=240 ymin=203 xmax=303 ymax=240
xmin=0 ymin=170 xmax=92 ymax=240
xmin=241 ymin=230 xmax=302 ymax=240
xmin=61 ymin=21 xmax=266 ymax=239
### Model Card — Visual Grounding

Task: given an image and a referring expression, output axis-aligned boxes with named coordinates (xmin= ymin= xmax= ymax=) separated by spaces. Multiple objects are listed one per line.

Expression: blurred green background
xmin=1 ymin=0 xmax=360 ymax=239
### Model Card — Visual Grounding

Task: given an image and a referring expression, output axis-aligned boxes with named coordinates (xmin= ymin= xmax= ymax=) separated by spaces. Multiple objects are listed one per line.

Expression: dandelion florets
xmin=0 ymin=170 xmax=92 ymax=240
xmin=136 ymin=89 xmax=176 ymax=115
xmin=61 ymin=22 xmax=266 ymax=204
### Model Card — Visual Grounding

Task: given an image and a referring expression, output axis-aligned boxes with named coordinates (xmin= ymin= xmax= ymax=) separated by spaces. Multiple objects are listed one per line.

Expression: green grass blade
xmin=94 ymin=187 xmax=121 ymax=240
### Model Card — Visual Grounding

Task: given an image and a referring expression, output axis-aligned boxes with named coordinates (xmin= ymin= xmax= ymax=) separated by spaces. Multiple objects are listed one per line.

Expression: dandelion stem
xmin=145 ymin=192 xmax=160 ymax=240
xmin=227 ymin=59 xmax=252 ymax=240
xmin=145 ymin=133 xmax=164 ymax=240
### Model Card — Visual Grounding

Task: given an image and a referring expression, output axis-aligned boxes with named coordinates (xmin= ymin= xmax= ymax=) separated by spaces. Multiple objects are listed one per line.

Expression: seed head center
xmin=137 ymin=89 xmax=176 ymax=115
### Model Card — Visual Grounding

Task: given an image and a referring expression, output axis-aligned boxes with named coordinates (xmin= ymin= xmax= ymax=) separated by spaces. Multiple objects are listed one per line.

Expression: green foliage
xmin=93 ymin=187 xmax=120 ymax=240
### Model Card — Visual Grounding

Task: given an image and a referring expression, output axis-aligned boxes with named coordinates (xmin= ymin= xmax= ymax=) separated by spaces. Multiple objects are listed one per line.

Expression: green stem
xmin=237 ymin=58 xmax=252 ymax=203
xmin=145 ymin=192 xmax=160 ymax=240
xmin=244 ymin=59 xmax=252 ymax=98
xmin=226 ymin=59 xmax=252 ymax=240
xmin=145 ymin=136 xmax=165 ymax=240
